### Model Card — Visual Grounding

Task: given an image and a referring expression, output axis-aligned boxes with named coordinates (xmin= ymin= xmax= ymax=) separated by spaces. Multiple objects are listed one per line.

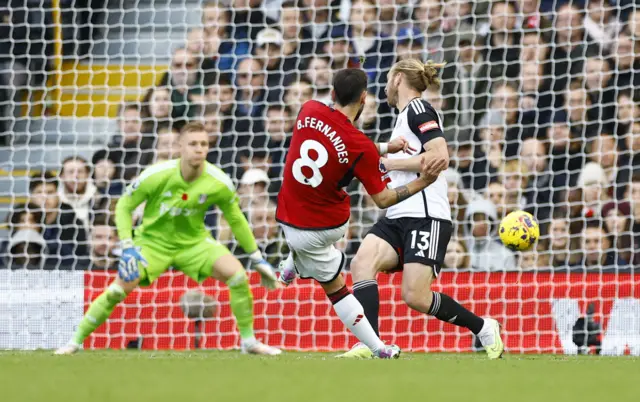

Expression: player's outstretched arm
xmin=370 ymin=153 xmax=446 ymax=209
xmin=115 ymin=177 xmax=152 ymax=242
xmin=381 ymin=137 xmax=449 ymax=173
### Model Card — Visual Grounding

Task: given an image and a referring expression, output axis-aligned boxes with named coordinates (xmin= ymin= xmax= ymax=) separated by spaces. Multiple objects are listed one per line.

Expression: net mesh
xmin=0 ymin=0 xmax=639 ymax=354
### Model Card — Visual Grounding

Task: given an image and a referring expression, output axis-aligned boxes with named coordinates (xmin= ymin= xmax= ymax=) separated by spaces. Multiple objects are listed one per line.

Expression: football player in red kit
xmin=276 ymin=68 xmax=440 ymax=358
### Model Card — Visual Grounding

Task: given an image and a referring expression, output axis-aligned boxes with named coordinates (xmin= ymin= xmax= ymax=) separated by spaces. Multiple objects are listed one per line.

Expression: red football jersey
xmin=277 ymin=100 xmax=390 ymax=229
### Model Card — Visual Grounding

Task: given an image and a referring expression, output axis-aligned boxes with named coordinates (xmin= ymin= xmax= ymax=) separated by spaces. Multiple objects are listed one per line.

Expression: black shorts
xmin=367 ymin=216 xmax=453 ymax=276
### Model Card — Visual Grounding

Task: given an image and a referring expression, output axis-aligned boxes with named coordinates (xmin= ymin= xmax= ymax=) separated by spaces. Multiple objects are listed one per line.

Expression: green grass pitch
xmin=1 ymin=351 xmax=638 ymax=402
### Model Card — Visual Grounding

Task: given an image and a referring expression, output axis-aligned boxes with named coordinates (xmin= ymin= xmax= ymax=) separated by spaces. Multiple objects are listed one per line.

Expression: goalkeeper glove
xmin=249 ymin=250 xmax=281 ymax=290
xmin=118 ymin=240 xmax=148 ymax=282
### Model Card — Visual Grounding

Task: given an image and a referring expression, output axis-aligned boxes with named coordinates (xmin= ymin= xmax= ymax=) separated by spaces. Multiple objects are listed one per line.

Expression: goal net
xmin=0 ymin=0 xmax=639 ymax=355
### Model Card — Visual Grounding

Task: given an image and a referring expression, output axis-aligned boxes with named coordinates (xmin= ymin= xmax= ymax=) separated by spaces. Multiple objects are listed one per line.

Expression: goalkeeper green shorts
xmin=133 ymin=237 xmax=231 ymax=286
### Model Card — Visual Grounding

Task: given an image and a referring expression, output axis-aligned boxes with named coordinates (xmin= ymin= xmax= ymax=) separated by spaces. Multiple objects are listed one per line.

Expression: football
xmin=499 ymin=210 xmax=540 ymax=251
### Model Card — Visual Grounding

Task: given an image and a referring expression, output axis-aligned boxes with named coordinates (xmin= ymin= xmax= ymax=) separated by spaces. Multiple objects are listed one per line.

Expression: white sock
xmin=333 ymin=294 xmax=385 ymax=353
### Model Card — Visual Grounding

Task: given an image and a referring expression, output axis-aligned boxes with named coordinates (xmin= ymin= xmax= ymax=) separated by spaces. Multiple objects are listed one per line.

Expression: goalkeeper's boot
xmin=477 ymin=318 xmax=504 ymax=360
xmin=241 ymin=340 xmax=282 ymax=356
xmin=277 ymin=260 xmax=297 ymax=287
xmin=335 ymin=342 xmax=374 ymax=359
xmin=54 ymin=342 xmax=81 ymax=355
xmin=373 ymin=344 xmax=401 ymax=359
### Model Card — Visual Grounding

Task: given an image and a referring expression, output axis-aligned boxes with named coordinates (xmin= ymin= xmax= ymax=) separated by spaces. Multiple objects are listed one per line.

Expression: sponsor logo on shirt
xmin=419 ymin=120 xmax=439 ymax=133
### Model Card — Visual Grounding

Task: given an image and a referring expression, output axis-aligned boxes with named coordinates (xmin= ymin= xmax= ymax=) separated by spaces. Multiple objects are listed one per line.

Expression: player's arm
xmin=375 ymin=137 xmax=417 ymax=155
xmin=381 ymin=102 xmax=449 ymax=174
xmin=369 ymin=169 xmax=437 ymax=209
xmin=115 ymin=175 xmax=154 ymax=244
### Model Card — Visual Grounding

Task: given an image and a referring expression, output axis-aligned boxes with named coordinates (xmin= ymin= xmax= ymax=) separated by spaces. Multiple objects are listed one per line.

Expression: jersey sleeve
xmin=115 ymin=171 xmax=157 ymax=241
xmin=354 ymin=142 xmax=391 ymax=196
xmin=407 ymin=100 xmax=444 ymax=145
xmin=212 ymin=174 xmax=258 ymax=254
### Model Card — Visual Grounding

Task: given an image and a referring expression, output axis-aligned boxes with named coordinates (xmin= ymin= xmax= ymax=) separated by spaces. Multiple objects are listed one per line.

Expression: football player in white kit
xmin=338 ymin=59 xmax=505 ymax=359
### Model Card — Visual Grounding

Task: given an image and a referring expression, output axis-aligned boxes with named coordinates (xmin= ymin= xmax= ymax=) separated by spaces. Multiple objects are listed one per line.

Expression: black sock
xmin=428 ymin=292 xmax=484 ymax=335
xmin=353 ymin=280 xmax=379 ymax=336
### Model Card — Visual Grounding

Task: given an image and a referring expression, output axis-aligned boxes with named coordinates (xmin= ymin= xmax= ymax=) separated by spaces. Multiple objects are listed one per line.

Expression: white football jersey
xmin=385 ymin=98 xmax=451 ymax=221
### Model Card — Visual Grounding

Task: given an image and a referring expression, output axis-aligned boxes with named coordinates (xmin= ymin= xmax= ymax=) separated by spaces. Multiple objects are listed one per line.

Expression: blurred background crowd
xmin=1 ymin=0 xmax=639 ymax=273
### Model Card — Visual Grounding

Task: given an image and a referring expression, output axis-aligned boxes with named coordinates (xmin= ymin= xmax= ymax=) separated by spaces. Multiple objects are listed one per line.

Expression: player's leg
xmin=350 ymin=226 xmax=401 ymax=337
xmin=282 ymin=224 xmax=399 ymax=359
xmin=56 ymin=240 xmax=170 ymax=354
xmin=174 ymin=237 xmax=280 ymax=355
xmin=318 ymin=272 xmax=399 ymax=359
xmin=401 ymin=218 xmax=504 ymax=359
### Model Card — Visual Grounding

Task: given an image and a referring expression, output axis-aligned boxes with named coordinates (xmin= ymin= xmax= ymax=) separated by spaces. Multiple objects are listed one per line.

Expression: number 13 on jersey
xmin=292 ymin=139 xmax=329 ymax=187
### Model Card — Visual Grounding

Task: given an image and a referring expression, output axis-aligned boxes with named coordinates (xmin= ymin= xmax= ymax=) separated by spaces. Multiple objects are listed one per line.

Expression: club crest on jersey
xmin=379 ymin=159 xmax=390 ymax=180
xmin=419 ymin=120 xmax=439 ymax=133
xmin=198 ymin=194 xmax=207 ymax=204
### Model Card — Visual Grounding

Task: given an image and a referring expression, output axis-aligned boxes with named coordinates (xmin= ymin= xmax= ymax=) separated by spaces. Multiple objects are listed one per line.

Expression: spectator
xmin=586 ymin=134 xmax=619 ymax=191
xmin=546 ymin=111 xmax=584 ymax=188
xmin=323 ymin=24 xmax=359 ymax=71
xmin=448 ymin=128 xmax=497 ymax=192
xmin=237 ymin=168 xmax=270 ymax=211
xmin=158 ymin=48 xmax=204 ymax=124
xmin=520 ymin=30 xmax=551 ymax=65
xmin=519 ymin=61 xmax=553 ymax=125
xmin=254 ymin=28 xmax=288 ymax=97
xmin=617 ymin=121 xmax=640 ymax=199
xmin=263 ymin=104 xmax=293 ymax=179
xmin=572 ymin=220 xmax=630 ymax=272
xmin=441 ymin=31 xmax=490 ymax=129
xmin=517 ymin=0 xmax=552 ymax=31
xmin=1 ymin=203 xmax=47 ymax=270
xmin=305 ymin=55 xmax=333 ymax=104
xmin=141 ymin=86 xmax=173 ymax=133
xmin=444 ymin=167 xmax=474 ymax=236
xmin=412 ymin=0 xmax=461 ymax=62
xmin=87 ymin=214 xmax=119 ymax=270
xmin=486 ymin=180 xmax=509 ymax=221
xmin=501 ymin=160 xmax=528 ymax=213
xmin=520 ymin=138 xmax=556 ymax=222
xmin=348 ymin=0 xmax=394 ymax=98
xmin=481 ymin=0 xmax=521 ymax=80
xmin=483 ymin=80 xmax=527 ymax=158
xmin=463 ymin=198 xmax=517 ymax=271
xmin=206 ymin=73 xmax=235 ymax=115
xmin=248 ymin=202 xmax=288 ymax=267
xmin=518 ymin=247 xmax=550 ymax=271
xmin=283 ymin=78 xmax=313 ymax=117
xmin=601 ymin=201 xmax=635 ymax=267
xmin=91 ymin=149 xmax=123 ymax=198
xmin=300 ymin=0 xmax=344 ymax=43
xmin=614 ymin=91 xmax=638 ymax=137
xmin=186 ymin=27 xmax=220 ymax=88
xmin=28 ymin=172 xmax=88 ymax=267
xmin=577 ymin=162 xmax=611 ymax=218
xmin=58 ymin=156 xmax=97 ymax=228
xmin=154 ymin=125 xmax=180 ymax=163
xmin=549 ymin=3 xmax=600 ymax=101
xmin=442 ymin=237 xmax=471 ymax=270
xmin=545 ymin=208 xmax=579 ymax=270
xmin=583 ymin=56 xmax=616 ymax=132
xmin=478 ymin=118 xmax=505 ymax=169
xmin=235 ymin=58 xmax=269 ymax=118
xmin=611 ymin=31 xmax=638 ymax=92
xmin=279 ymin=2 xmax=314 ymax=78
xmin=583 ymin=0 xmax=622 ymax=52
xmin=107 ymin=102 xmax=154 ymax=181
xmin=201 ymin=1 xmax=250 ymax=73
xmin=395 ymin=27 xmax=425 ymax=62
xmin=564 ymin=83 xmax=598 ymax=139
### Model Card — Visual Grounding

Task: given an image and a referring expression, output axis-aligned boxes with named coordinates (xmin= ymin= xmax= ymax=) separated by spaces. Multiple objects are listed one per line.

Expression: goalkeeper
xmin=56 ymin=122 xmax=281 ymax=355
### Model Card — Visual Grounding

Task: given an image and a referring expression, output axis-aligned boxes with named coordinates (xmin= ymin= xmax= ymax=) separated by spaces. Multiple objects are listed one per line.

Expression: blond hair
xmin=390 ymin=59 xmax=446 ymax=92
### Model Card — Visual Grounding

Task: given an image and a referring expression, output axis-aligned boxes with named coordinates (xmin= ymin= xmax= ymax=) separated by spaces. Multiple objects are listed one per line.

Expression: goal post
xmin=0 ymin=0 xmax=638 ymax=355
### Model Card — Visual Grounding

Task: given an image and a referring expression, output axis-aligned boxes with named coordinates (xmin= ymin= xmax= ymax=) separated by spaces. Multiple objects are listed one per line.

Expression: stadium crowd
xmin=2 ymin=0 xmax=640 ymax=274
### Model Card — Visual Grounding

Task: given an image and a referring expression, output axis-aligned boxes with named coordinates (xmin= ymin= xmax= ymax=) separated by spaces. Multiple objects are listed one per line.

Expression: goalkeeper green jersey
xmin=115 ymin=159 xmax=257 ymax=253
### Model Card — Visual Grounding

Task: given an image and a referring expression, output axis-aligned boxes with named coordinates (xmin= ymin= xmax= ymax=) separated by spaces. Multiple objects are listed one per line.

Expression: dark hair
xmin=61 ymin=155 xmax=90 ymax=175
xmin=266 ymin=103 xmax=292 ymax=116
xmin=118 ymin=102 xmax=141 ymax=117
xmin=92 ymin=213 xmax=114 ymax=227
xmin=8 ymin=203 xmax=43 ymax=234
xmin=584 ymin=218 xmax=606 ymax=232
xmin=29 ymin=170 xmax=58 ymax=192
xmin=332 ymin=69 xmax=368 ymax=106
xmin=491 ymin=0 xmax=518 ymax=13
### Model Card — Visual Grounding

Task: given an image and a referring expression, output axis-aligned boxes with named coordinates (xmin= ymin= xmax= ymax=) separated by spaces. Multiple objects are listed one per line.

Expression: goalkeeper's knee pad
xmin=106 ymin=283 xmax=127 ymax=303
